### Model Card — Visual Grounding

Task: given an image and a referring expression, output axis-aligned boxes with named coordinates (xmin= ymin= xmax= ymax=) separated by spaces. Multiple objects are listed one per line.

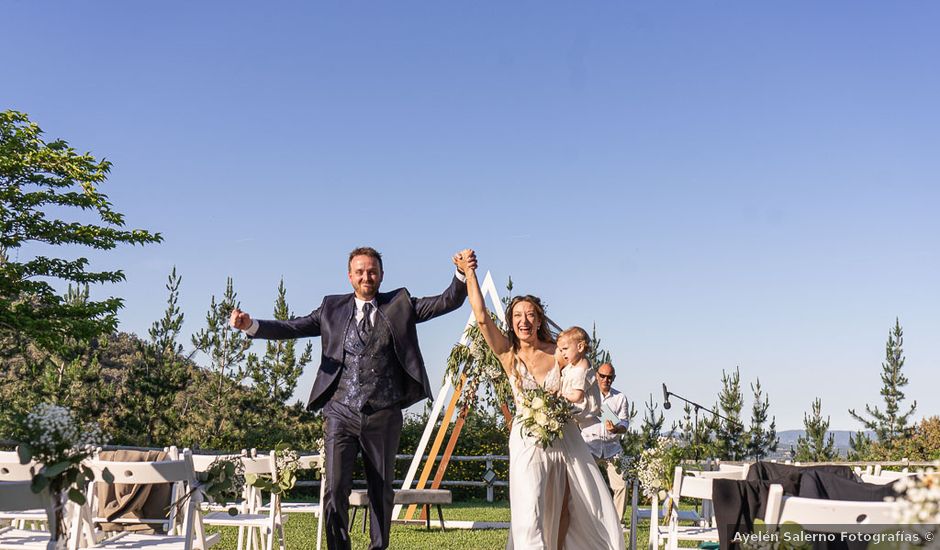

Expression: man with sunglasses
xmin=581 ymin=362 xmax=631 ymax=522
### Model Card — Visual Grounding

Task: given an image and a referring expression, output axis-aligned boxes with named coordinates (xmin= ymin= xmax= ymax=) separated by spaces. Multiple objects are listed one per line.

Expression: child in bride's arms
xmin=557 ymin=326 xmax=603 ymax=429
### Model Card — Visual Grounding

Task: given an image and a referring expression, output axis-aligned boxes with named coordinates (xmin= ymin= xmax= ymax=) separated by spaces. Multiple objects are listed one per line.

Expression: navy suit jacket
xmin=252 ymin=275 xmax=467 ymax=411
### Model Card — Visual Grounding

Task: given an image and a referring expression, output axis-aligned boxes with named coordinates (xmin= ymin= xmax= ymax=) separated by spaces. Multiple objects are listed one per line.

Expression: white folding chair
xmin=203 ymin=451 xmax=286 ymax=550
xmin=83 ymin=450 xmax=219 ymax=550
xmin=191 ymin=452 xmax=246 ymax=514
xmin=860 ymin=472 xmax=917 ymax=485
xmin=650 ymin=467 xmax=721 ymax=550
xmin=0 ymin=481 xmax=57 ymax=549
xmin=0 ymin=480 xmax=94 ymax=550
xmin=255 ymin=454 xmax=323 ymax=550
xmin=0 ymin=456 xmax=48 ymax=531
xmin=763 ymin=483 xmax=900 ymax=533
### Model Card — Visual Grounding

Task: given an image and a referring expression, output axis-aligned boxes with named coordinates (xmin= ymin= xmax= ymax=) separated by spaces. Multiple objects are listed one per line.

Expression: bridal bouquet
xmin=517 ymin=386 xmax=572 ymax=448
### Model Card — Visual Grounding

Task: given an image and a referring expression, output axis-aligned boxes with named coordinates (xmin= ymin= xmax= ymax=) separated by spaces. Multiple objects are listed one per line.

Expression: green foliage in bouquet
xmin=517 ymin=386 xmax=572 ymax=448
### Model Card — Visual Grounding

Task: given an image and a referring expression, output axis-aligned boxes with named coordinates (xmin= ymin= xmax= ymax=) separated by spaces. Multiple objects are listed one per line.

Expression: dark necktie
xmin=359 ymin=302 xmax=373 ymax=337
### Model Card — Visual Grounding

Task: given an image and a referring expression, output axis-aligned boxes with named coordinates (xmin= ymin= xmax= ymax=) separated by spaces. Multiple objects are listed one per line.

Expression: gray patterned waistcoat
xmin=331 ymin=312 xmax=406 ymax=412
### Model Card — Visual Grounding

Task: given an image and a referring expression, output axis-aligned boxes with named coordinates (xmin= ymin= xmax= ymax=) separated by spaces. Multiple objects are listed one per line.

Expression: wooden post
xmin=405 ymin=375 xmax=465 ymax=520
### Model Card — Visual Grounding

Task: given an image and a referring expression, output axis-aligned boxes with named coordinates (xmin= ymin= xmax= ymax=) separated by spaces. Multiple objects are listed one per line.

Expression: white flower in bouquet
xmin=521 ymin=407 xmax=533 ymax=420
xmin=531 ymin=396 xmax=545 ymax=410
xmin=535 ymin=411 xmax=549 ymax=426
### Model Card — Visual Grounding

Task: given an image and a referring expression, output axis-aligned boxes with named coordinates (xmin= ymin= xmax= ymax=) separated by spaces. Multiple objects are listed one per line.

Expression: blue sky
xmin=4 ymin=1 xmax=938 ymax=431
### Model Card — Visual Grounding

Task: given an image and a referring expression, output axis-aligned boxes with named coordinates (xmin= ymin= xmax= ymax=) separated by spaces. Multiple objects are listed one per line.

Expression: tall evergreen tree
xmin=640 ymin=394 xmax=665 ymax=449
xmin=745 ymin=378 xmax=778 ymax=460
xmin=847 ymin=431 xmax=873 ymax=461
xmin=190 ymin=278 xmax=251 ymax=447
xmin=587 ymin=323 xmax=611 ymax=370
xmin=677 ymin=402 xmax=714 ymax=460
xmin=795 ymin=398 xmax=837 ymax=461
xmin=848 ymin=318 xmax=917 ymax=445
xmin=246 ymin=278 xmax=313 ymax=403
xmin=125 ymin=267 xmax=190 ymax=446
xmin=714 ymin=367 xmax=746 ymax=460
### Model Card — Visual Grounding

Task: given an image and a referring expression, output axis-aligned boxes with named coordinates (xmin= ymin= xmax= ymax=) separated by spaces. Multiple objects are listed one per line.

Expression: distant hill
xmin=775 ymin=429 xmax=876 ymax=457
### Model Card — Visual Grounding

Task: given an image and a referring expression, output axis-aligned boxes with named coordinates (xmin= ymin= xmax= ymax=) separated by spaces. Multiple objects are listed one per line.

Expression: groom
xmin=230 ymin=247 xmax=474 ymax=550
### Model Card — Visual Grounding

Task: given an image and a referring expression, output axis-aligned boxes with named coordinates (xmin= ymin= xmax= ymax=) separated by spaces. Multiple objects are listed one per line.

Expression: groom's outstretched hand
xmin=453 ymin=248 xmax=477 ymax=274
xmin=230 ymin=308 xmax=252 ymax=331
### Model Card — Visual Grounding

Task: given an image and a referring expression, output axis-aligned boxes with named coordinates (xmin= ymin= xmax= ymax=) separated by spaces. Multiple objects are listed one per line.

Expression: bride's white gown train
xmin=506 ymin=362 xmax=625 ymax=550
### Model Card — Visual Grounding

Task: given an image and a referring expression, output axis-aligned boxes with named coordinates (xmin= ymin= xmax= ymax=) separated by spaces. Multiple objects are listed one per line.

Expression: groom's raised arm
xmin=411 ymin=249 xmax=477 ymax=323
xmin=230 ymin=304 xmax=323 ymax=340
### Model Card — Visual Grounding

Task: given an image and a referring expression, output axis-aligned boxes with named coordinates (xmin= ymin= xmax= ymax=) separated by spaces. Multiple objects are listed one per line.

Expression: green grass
xmin=205 ymin=500 xmax=694 ymax=549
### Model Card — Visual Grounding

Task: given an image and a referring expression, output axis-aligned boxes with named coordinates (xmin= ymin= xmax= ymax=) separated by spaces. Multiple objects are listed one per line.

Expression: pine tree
xmin=795 ymin=398 xmax=837 ymax=461
xmin=848 ymin=431 xmax=873 ymax=461
xmin=128 ymin=267 xmax=190 ymax=446
xmin=641 ymin=394 xmax=665 ymax=449
xmin=677 ymin=402 xmax=714 ymax=460
xmin=745 ymin=378 xmax=779 ymax=460
xmin=713 ymin=367 xmax=746 ymax=460
xmin=190 ymin=277 xmax=251 ymax=447
xmin=149 ymin=267 xmax=185 ymax=357
xmin=587 ymin=323 xmax=611 ymax=369
xmin=246 ymin=278 xmax=313 ymax=403
xmin=848 ymin=318 xmax=917 ymax=445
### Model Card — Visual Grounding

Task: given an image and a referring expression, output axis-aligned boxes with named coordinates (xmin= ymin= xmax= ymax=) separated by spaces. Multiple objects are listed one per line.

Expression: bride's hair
xmin=505 ymin=295 xmax=554 ymax=352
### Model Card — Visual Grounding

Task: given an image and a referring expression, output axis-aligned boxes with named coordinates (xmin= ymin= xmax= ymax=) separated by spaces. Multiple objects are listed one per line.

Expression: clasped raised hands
xmin=453 ymin=248 xmax=478 ymax=274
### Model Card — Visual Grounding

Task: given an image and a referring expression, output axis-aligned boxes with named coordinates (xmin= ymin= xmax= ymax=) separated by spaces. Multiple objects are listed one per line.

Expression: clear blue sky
xmin=4 ymin=1 xmax=938 ymax=431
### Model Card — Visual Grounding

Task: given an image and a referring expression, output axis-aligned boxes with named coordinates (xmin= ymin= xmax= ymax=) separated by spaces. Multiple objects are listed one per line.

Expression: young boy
xmin=557 ymin=326 xmax=603 ymax=429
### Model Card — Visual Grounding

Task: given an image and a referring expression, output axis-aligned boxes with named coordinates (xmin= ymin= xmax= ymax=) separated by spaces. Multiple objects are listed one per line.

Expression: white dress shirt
xmin=581 ymin=388 xmax=630 ymax=459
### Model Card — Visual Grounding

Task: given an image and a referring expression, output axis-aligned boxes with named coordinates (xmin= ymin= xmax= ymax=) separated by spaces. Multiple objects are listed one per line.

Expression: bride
xmin=454 ymin=251 xmax=624 ymax=550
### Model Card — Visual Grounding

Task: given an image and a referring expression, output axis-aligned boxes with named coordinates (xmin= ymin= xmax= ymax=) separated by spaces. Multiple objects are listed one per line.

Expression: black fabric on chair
xmin=716 ymin=462 xmax=894 ymax=550
xmin=798 ymin=470 xmax=898 ymax=501
xmin=745 ymin=462 xmax=857 ymax=484
xmin=713 ymin=474 xmax=801 ymax=550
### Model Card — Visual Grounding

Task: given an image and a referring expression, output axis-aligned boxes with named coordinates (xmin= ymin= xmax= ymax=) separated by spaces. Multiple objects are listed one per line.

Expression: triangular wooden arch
xmin=393 ymin=271 xmax=507 ymax=520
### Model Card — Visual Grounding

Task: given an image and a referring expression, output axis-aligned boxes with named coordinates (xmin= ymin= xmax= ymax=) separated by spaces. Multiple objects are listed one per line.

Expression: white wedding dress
xmin=506 ymin=361 xmax=625 ymax=550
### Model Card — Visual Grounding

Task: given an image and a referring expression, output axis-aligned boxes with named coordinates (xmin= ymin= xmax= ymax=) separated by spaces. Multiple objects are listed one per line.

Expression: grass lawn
xmin=205 ymin=499 xmax=653 ymax=550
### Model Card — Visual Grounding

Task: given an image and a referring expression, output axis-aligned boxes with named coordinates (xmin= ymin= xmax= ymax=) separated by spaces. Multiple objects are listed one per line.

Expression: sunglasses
xmin=597 ymin=373 xmax=615 ymax=380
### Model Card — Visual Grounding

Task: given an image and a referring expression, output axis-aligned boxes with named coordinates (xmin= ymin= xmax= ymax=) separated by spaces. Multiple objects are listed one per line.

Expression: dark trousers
xmin=322 ymin=400 xmax=403 ymax=550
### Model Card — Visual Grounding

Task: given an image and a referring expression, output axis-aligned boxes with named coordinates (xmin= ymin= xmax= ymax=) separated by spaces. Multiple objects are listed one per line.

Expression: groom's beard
xmin=354 ymin=281 xmax=380 ymax=299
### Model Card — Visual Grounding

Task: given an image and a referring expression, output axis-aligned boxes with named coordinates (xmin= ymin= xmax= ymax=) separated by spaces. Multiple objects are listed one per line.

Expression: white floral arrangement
xmin=18 ymin=403 xmax=107 ymax=541
xmin=21 ymin=403 xmax=104 ymax=458
xmin=517 ymin=386 xmax=572 ymax=448
xmin=632 ymin=436 xmax=682 ymax=502
xmin=887 ymin=471 xmax=940 ymax=525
